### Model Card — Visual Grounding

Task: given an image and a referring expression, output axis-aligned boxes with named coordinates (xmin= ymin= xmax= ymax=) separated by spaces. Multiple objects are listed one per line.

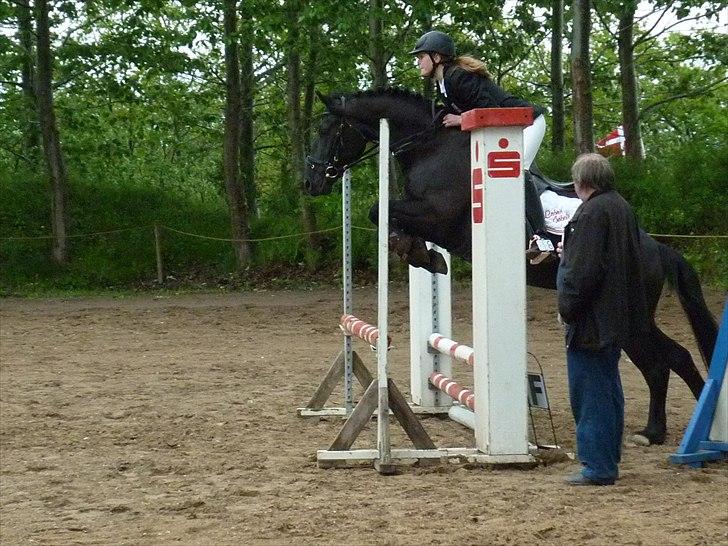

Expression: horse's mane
xmin=346 ymin=87 xmax=431 ymax=113
xmin=325 ymin=87 xmax=430 ymax=111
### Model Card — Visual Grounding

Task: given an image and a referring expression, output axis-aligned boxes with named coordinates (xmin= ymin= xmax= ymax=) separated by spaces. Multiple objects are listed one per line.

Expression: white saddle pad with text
xmin=540 ymin=190 xmax=582 ymax=236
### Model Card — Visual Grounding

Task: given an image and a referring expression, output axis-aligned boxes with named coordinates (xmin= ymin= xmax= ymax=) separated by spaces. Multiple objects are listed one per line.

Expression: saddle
xmin=528 ymin=163 xmax=576 ymax=197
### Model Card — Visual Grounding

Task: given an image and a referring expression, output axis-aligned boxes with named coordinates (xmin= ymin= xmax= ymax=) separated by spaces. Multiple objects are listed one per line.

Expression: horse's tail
xmin=658 ymin=242 xmax=718 ymax=369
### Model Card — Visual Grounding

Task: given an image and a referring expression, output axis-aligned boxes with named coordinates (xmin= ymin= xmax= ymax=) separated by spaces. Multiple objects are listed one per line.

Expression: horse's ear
xmin=316 ymin=90 xmax=333 ymax=110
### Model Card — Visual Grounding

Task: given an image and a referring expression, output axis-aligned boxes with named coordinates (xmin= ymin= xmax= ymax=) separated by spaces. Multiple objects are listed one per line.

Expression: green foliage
xmin=0 ymin=0 xmax=725 ymax=293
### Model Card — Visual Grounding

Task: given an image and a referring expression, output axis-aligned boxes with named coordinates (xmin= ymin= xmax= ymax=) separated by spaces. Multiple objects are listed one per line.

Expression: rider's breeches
xmin=523 ymin=114 xmax=546 ymax=169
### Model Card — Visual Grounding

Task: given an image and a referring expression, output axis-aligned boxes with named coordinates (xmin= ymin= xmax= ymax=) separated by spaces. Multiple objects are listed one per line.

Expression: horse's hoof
xmin=625 ymin=434 xmax=650 ymax=447
xmin=626 ymin=430 xmax=665 ymax=446
xmin=428 ymin=250 xmax=448 ymax=275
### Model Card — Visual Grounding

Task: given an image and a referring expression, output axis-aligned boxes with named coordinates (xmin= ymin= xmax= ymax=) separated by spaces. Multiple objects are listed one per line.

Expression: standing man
xmin=556 ymin=153 xmax=647 ymax=486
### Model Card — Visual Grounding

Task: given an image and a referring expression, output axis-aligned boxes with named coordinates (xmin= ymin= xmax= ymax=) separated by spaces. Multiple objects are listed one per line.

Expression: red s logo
xmin=486 ymin=138 xmax=521 ymax=178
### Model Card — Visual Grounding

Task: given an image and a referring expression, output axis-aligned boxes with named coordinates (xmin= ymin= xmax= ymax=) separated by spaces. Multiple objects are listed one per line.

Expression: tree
xmin=239 ymin=4 xmax=257 ymax=217
xmin=550 ymin=0 xmax=565 ymax=151
xmin=368 ymin=0 xmax=387 ymax=89
xmin=284 ymin=0 xmax=320 ymax=255
xmin=616 ymin=1 xmax=644 ymax=159
xmin=594 ymin=1 xmax=725 ymax=160
xmin=570 ymin=0 xmax=594 ymax=153
xmin=17 ymin=0 xmax=38 ymax=157
xmin=35 ymin=0 xmax=69 ymax=265
xmin=223 ymin=0 xmax=252 ymax=269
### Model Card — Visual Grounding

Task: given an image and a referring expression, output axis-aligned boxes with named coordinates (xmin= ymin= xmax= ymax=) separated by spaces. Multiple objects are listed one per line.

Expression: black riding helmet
xmin=409 ymin=30 xmax=455 ymax=58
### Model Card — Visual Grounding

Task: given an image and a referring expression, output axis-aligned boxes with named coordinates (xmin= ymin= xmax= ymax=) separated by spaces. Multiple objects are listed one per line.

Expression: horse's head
xmin=305 ymin=93 xmax=368 ymax=196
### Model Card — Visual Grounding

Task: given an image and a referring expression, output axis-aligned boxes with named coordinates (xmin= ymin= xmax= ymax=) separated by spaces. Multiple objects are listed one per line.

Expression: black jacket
xmin=438 ymin=64 xmax=546 ymax=117
xmin=557 ymin=190 xmax=648 ymax=350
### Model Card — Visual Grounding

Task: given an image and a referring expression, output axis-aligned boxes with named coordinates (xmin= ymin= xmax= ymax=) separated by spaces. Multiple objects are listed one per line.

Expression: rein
xmin=308 ymin=113 xmax=441 ymax=179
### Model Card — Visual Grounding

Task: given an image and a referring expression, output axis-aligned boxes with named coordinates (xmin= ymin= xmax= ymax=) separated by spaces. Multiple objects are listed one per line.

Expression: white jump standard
xmin=409 ymin=107 xmax=535 ymax=462
xmin=298 ymin=169 xmax=374 ymax=418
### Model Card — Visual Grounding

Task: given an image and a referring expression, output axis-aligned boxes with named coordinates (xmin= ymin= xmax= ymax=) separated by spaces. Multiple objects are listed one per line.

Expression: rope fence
xmin=1 ymin=223 xmax=725 ymax=284
xmin=2 ymin=223 xmax=723 ymax=243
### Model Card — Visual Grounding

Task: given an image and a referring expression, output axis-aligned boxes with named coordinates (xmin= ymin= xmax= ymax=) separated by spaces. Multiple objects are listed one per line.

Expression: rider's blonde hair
xmin=454 ymin=55 xmax=491 ymax=78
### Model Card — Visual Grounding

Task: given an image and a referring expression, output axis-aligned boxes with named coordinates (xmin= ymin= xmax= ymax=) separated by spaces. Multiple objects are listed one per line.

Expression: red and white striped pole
xmin=429 ymin=372 xmax=475 ymax=410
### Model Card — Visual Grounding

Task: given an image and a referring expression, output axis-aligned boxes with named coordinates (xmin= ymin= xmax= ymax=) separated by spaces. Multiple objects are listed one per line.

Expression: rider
xmin=409 ymin=30 xmax=546 ymax=169
xmin=410 ymin=30 xmax=549 ymax=251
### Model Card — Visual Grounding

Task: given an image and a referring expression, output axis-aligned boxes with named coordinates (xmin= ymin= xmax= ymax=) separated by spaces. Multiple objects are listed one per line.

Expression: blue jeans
xmin=567 ymin=344 xmax=624 ymax=483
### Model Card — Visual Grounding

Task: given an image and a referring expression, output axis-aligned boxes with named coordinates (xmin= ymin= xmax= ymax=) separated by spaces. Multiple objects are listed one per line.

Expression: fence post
xmin=154 ymin=224 xmax=164 ymax=284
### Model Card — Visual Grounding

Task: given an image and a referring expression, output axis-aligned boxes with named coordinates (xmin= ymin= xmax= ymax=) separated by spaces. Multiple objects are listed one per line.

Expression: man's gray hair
xmin=571 ymin=153 xmax=615 ymax=191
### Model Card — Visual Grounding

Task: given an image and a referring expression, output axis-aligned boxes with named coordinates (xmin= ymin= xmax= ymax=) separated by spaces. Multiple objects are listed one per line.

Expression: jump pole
xmin=375 ymin=118 xmax=392 ymax=471
xmin=317 ymin=119 xmax=439 ymax=473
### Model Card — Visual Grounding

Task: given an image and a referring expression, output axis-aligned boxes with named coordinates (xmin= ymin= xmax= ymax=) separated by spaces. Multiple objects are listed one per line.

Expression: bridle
xmin=305 ymin=117 xmax=354 ymax=181
xmin=306 ymin=110 xmax=442 ymax=181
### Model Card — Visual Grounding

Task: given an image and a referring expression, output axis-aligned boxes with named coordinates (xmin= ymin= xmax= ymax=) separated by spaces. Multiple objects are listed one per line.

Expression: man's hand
xmin=442 ymin=114 xmax=461 ymax=128
xmin=556 ymin=240 xmax=564 ymax=259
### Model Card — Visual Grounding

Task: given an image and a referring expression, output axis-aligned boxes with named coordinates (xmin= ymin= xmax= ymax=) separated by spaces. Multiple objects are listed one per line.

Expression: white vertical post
xmin=462 ymin=108 xmax=533 ymax=458
xmin=409 ymin=250 xmax=452 ymax=410
xmin=342 ymin=169 xmax=354 ymax=413
xmin=709 ymin=306 xmax=728 ymax=443
xmin=376 ymin=119 xmax=391 ymax=465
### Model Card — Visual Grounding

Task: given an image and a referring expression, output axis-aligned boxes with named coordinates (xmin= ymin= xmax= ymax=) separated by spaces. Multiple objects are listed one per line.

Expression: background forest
xmin=1 ymin=0 xmax=726 ymax=293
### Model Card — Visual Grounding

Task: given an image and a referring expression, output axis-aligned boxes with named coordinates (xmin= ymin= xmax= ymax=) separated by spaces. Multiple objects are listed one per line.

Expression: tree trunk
xmin=35 ymin=0 xmax=69 ymax=266
xmin=223 ymin=0 xmax=251 ymax=269
xmin=618 ymin=6 xmax=645 ymax=160
xmin=18 ymin=0 xmax=38 ymax=156
xmin=550 ymin=0 xmax=565 ymax=152
xmin=239 ymin=5 xmax=257 ymax=217
xmin=570 ymin=0 xmax=594 ymax=154
xmin=368 ymin=0 xmax=387 ymax=89
xmin=303 ymin=27 xmax=319 ymax=152
xmin=285 ymin=0 xmax=320 ymax=252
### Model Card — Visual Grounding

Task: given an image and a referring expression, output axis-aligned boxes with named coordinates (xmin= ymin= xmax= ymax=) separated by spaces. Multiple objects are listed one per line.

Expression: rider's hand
xmin=442 ymin=114 xmax=462 ymax=128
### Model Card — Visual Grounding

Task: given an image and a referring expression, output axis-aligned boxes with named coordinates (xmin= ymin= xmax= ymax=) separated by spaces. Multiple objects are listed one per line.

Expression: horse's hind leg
xmin=653 ymin=328 xmax=705 ymax=398
xmin=623 ymin=325 xmax=705 ymax=445
xmin=623 ymin=334 xmax=670 ymax=445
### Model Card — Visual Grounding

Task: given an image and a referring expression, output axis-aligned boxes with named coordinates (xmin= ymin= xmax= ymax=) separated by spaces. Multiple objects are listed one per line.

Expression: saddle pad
xmin=540 ymin=190 xmax=582 ymax=236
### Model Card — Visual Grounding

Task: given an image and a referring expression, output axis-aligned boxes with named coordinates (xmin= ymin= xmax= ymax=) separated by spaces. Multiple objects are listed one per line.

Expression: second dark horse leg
xmin=370 ymin=202 xmax=448 ymax=274
xmin=623 ymin=325 xmax=705 ymax=445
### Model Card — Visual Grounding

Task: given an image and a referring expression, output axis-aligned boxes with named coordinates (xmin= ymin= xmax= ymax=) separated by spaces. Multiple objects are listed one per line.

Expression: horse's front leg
xmin=368 ymin=201 xmax=449 ymax=274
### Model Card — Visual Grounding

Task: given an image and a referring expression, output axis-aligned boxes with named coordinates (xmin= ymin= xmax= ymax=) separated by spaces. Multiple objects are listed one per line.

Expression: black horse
xmin=305 ymin=88 xmax=718 ymax=445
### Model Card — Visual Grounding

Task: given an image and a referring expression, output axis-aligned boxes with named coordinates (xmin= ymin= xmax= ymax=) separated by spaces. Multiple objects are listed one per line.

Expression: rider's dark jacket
xmin=437 ymin=64 xmax=546 ymax=118
xmin=557 ymin=189 xmax=648 ymax=350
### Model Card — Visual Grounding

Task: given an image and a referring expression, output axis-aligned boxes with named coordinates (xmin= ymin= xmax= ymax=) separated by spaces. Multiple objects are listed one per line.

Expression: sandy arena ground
xmin=1 ymin=283 xmax=726 ymax=545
